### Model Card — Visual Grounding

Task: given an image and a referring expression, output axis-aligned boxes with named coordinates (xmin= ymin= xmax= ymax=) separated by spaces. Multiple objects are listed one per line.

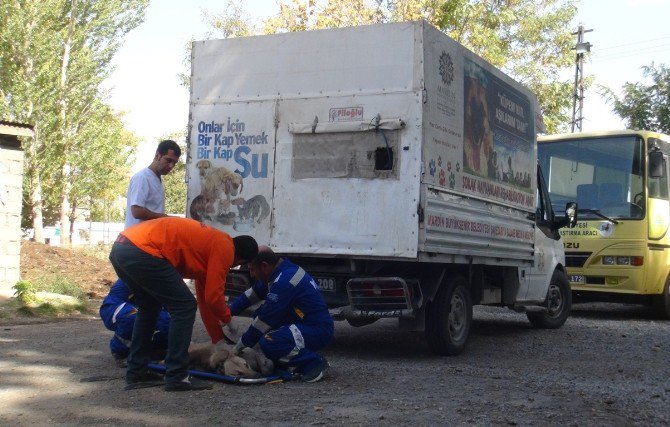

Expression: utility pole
xmin=571 ymin=25 xmax=593 ymax=132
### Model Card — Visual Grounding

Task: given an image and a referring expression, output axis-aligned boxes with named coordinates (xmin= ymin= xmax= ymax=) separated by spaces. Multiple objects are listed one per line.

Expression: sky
xmin=105 ymin=0 xmax=670 ymax=171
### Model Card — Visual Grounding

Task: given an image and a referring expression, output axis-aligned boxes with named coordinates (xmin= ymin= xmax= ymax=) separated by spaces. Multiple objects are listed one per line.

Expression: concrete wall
xmin=0 ymin=145 xmax=24 ymax=296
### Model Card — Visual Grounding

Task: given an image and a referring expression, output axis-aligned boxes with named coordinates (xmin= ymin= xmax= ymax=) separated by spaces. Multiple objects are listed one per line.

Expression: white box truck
xmin=185 ymin=20 xmax=577 ymax=355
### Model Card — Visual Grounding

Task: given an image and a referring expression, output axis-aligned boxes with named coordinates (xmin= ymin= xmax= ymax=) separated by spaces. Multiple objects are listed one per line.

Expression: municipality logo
xmin=439 ymin=51 xmax=454 ymax=85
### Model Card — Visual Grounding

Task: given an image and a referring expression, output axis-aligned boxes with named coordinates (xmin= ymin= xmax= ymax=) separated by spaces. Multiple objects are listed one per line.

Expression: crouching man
xmin=230 ymin=246 xmax=334 ymax=382
xmin=99 ymin=278 xmax=170 ymax=365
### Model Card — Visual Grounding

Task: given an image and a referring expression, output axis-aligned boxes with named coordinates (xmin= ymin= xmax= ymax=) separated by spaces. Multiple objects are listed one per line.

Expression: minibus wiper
xmin=577 ymin=208 xmax=619 ymax=224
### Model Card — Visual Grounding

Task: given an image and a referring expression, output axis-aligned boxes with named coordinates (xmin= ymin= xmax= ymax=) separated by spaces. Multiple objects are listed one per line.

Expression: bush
xmin=13 ymin=280 xmax=36 ymax=304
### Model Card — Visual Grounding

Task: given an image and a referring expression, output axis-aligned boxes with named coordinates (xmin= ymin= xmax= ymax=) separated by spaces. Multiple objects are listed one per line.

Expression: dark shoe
xmin=165 ymin=376 xmax=213 ymax=392
xmin=301 ymin=357 xmax=330 ymax=383
xmin=124 ymin=371 xmax=164 ymax=390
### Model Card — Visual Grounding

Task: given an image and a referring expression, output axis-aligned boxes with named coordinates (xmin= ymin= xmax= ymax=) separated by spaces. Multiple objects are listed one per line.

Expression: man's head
xmin=232 ymin=235 xmax=259 ymax=267
xmin=247 ymin=245 xmax=279 ymax=284
xmin=151 ymin=139 xmax=181 ymax=176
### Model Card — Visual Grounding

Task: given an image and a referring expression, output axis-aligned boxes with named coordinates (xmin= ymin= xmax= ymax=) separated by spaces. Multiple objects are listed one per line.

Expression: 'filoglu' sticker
xmin=597 ymin=221 xmax=614 ymax=238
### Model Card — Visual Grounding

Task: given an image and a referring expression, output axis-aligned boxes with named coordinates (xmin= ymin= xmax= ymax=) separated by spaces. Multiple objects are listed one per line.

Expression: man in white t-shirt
xmin=125 ymin=140 xmax=181 ymax=229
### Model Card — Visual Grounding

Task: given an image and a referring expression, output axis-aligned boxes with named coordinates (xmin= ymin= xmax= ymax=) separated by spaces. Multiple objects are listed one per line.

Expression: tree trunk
xmin=28 ymin=129 xmax=44 ymax=243
xmin=57 ymin=0 xmax=77 ymax=247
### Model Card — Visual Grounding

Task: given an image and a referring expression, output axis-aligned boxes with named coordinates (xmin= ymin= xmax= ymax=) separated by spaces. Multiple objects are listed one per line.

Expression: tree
xmin=0 ymin=0 xmax=149 ymax=244
xmin=601 ymin=63 xmax=670 ymax=134
xmin=204 ymin=0 xmax=577 ymax=134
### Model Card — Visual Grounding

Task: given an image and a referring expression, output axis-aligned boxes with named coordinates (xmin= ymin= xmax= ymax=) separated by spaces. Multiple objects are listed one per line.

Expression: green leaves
xmin=1 ymin=0 xmax=148 ymax=237
xmin=603 ymin=63 xmax=670 ymax=134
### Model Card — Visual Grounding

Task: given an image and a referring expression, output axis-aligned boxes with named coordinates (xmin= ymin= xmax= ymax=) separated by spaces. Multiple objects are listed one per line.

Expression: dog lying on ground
xmin=187 ymin=342 xmax=274 ymax=378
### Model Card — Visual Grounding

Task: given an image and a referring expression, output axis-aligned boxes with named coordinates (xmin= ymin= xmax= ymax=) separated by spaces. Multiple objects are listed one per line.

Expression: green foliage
xmin=10 ymin=278 xmax=90 ymax=318
xmin=13 ymin=280 xmax=37 ymax=305
xmin=32 ymin=274 xmax=87 ymax=300
xmin=600 ymin=63 xmax=670 ymax=134
xmin=0 ymin=0 xmax=148 ymax=239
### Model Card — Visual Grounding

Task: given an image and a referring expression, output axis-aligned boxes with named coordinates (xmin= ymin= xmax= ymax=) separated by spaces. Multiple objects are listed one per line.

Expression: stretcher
xmin=147 ymin=363 xmax=294 ymax=385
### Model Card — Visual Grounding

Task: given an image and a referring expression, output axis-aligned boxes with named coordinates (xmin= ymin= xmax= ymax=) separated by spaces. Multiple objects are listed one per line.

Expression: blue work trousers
xmin=259 ymin=322 xmax=333 ymax=374
xmin=109 ymin=241 xmax=197 ymax=385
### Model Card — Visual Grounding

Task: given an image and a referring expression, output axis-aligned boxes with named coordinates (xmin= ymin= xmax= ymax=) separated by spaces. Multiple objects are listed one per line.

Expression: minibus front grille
xmin=565 ymin=252 xmax=591 ymax=268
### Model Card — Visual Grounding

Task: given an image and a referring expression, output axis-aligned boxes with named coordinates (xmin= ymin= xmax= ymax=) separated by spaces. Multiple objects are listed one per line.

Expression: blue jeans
xmin=109 ymin=241 xmax=197 ymax=384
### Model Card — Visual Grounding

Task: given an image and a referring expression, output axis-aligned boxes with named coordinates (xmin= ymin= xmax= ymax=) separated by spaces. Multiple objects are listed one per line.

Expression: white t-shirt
xmin=124 ymin=167 xmax=165 ymax=229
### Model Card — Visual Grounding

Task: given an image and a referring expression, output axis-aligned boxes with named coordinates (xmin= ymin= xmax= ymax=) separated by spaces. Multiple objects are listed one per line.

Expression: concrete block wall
xmin=0 ymin=145 xmax=24 ymax=296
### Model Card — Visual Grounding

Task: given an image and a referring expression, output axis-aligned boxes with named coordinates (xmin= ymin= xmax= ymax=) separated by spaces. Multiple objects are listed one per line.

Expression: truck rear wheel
xmin=527 ymin=269 xmax=571 ymax=329
xmin=426 ymin=275 xmax=472 ymax=356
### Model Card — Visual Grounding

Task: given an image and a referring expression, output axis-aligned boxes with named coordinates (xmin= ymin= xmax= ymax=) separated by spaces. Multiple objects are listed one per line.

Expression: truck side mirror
xmin=565 ymin=202 xmax=578 ymax=228
xmin=649 ymin=150 xmax=664 ymax=178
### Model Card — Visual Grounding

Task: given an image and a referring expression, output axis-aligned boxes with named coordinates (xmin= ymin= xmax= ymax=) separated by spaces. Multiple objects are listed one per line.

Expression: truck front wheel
xmin=527 ymin=269 xmax=571 ymax=329
xmin=426 ymin=275 xmax=472 ymax=356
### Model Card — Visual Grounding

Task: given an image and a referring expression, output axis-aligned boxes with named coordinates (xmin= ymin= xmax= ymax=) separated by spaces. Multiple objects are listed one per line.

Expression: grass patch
xmin=31 ymin=274 xmax=87 ymax=299
xmin=8 ymin=280 xmax=94 ymax=318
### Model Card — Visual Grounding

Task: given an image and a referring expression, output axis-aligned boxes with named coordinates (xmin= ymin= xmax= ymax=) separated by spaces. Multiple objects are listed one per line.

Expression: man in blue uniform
xmin=230 ymin=246 xmax=334 ymax=382
xmin=99 ymin=279 xmax=170 ymax=365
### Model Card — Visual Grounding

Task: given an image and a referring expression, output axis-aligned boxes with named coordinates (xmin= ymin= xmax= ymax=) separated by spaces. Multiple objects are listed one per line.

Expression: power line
xmin=593 ymin=42 xmax=670 ymax=59
xmin=597 ymin=35 xmax=670 ymax=52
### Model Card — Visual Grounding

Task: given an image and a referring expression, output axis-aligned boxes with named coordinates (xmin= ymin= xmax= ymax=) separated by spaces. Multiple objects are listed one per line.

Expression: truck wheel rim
xmin=547 ymin=283 xmax=563 ymax=317
xmin=448 ymin=292 xmax=466 ymax=340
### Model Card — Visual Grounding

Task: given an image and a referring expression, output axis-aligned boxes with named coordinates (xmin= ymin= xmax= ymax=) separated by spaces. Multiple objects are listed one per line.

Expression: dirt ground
xmin=3 ymin=242 xmax=668 ymax=425
xmin=0 ymin=304 xmax=668 ymax=426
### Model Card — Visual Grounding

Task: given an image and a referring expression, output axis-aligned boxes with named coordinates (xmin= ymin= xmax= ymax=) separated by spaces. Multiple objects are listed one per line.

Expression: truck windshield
xmin=538 ymin=135 xmax=644 ymax=220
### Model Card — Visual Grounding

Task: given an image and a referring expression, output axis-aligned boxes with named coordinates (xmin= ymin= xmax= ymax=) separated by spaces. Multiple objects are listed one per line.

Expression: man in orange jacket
xmin=109 ymin=217 xmax=258 ymax=391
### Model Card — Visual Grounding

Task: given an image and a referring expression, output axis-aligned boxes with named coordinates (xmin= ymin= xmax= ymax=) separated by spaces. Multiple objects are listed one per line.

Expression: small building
xmin=0 ymin=121 xmax=33 ymax=297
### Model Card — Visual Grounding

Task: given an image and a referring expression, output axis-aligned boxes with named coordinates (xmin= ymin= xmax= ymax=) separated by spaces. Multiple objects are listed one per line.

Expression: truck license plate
xmin=315 ymin=277 xmax=336 ymax=292
xmin=569 ymin=275 xmax=585 ymax=284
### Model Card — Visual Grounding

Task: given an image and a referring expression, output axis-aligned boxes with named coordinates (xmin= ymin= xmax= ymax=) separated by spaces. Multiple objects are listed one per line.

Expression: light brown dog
xmin=188 ymin=342 xmax=260 ymax=378
xmin=195 ymin=159 xmax=244 ymax=201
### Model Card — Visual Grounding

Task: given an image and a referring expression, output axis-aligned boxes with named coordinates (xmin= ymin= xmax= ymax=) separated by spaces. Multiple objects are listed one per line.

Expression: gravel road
xmin=1 ymin=302 xmax=668 ymax=426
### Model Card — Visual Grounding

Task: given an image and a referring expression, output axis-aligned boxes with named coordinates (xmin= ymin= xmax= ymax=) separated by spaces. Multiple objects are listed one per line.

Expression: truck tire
xmin=652 ymin=279 xmax=670 ymax=319
xmin=346 ymin=318 xmax=378 ymax=327
xmin=426 ymin=275 xmax=472 ymax=356
xmin=527 ymin=269 xmax=571 ymax=329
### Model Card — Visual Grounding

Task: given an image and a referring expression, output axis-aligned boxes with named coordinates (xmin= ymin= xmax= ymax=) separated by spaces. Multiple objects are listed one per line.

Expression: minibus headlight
xmin=602 ymin=256 xmax=615 ymax=265
xmin=616 ymin=256 xmax=630 ymax=265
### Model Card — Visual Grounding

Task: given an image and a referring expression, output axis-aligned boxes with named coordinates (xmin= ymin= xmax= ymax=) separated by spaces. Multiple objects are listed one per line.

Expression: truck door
xmin=522 ymin=165 xmax=563 ymax=301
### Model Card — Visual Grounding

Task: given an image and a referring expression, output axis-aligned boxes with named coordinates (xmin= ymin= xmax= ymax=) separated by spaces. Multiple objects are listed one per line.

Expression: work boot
xmin=124 ymin=371 xmax=164 ymax=390
xmin=165 ymin=375 xmax=213 ymax=392
xmin=301 ymin=357 xmax=330 ymax=383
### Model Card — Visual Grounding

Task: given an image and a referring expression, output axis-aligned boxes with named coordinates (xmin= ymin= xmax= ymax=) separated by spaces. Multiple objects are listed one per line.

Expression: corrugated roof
xmin=0 ymin=120 xmax=35 ymax=138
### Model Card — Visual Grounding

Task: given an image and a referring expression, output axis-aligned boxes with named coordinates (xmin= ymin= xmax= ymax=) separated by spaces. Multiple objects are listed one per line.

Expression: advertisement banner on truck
xmin=423 ymin=27 xmax=536 ymax=211
xmin=187 ymin=102 xmax=275 ymax=242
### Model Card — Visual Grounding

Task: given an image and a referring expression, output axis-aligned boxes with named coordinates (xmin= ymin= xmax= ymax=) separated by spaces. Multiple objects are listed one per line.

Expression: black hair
xmin=251 ymin=246 xmax=279 ymax=267
xmin=233 ymin=235 xmax=259 ymax=263
xmin=157 ymin=139 xmax=181 ymax=157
